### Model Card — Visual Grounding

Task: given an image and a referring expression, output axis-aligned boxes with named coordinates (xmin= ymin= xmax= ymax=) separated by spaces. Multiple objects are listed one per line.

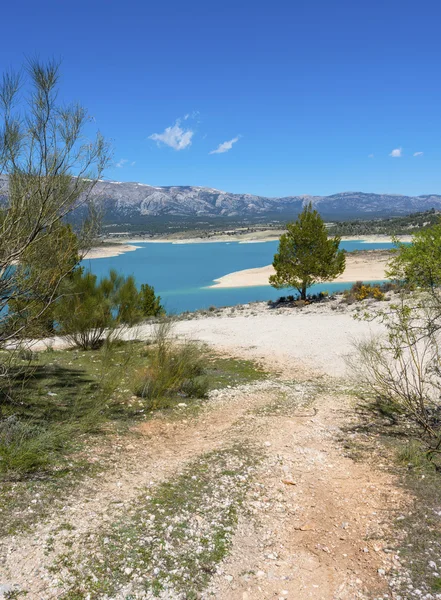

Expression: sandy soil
xmin=211 ymin=250 xmax=391 ymax=289
xmin=85 ymin=244 xmax=141 ymax=259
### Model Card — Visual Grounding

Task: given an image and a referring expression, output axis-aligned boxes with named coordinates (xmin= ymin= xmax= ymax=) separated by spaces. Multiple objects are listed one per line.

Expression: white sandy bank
xmin=211 ymin=252 xmax=390 ymax=288
xmin=85 ymin=244 xmax=141 ymax=259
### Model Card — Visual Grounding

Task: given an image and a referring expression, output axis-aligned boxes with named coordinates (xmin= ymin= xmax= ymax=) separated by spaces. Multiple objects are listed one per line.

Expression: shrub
xmin=344 ymin=282 xmax=385 ymax=303
xmin=139 ymin=283 xmax=165 ymax=317
xmin=0 ymin=416 xmax=69 ymax=475
xmin=56 ymin=269 xmax=164 ymax=349
xmin=134 ymin=324 xmax=208 ymax=409
xmin=349 ymin=292 xmax=441 ymax=464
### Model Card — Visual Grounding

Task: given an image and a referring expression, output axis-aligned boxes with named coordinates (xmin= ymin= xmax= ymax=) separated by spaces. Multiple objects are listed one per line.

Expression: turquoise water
xmin=82 ymin=240 xmax=396 ymax=314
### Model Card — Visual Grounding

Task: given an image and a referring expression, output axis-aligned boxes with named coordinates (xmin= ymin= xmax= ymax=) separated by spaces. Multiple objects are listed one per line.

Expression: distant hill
xmin=327 ymin=209 xmax=441 ymax=237
xmin=2 ymin=175 xmax=441 ymax=222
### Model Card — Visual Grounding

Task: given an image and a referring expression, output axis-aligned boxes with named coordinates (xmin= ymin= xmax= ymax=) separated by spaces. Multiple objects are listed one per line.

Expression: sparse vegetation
xmin=350 ymin=224 xmax=441 ymax=463
xmin=133 ymin=323 xmax=209 ymax=409
xmin=55 ymin=444 xmax=261 ymax=599
xmin=0 ymin=330 xmax=267 ymax=539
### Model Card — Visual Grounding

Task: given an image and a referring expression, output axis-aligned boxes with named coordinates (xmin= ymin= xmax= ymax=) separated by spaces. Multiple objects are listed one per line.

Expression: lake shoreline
xmin=99 ymin=233 xmax=412 ymax=248
xmin=210 ymin=249 xmax=392 ymax=289
xmin=84 ymin=244 xmax=142 ymax=259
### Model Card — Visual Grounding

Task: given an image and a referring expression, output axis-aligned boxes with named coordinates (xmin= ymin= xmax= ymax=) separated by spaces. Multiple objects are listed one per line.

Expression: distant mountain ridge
xmin=83 ymin=181 xmax=441 ymax=221
xmin=1 ymin=174 xmax=441 ymax=221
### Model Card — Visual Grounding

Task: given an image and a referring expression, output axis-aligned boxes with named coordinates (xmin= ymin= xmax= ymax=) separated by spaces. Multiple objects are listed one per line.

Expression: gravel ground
xmin=30 ymin=295 xmax=387 ymax=378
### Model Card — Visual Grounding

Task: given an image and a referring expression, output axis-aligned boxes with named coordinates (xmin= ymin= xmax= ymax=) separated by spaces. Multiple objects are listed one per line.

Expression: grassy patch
xmin=205 ymin=355 xmax=268 ymax=390
xmin=0 ymin=343 xmax=268 ymax=536
xmin=55 ymin=444 xmax=261 ymax=599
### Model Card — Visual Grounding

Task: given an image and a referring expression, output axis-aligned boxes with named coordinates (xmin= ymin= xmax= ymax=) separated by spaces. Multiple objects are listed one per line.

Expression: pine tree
xmin=270 ymin=203 xmax=345 ymax=300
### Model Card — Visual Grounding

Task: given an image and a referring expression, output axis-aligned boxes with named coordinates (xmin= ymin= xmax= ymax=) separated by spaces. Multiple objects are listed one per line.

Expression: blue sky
xmin=1 ymin=0 xmax=441 ymax=197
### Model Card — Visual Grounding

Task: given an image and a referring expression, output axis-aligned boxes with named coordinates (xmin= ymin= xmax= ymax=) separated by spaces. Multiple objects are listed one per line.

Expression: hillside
xmin=327 ymin=208 xmax=441 ymax=236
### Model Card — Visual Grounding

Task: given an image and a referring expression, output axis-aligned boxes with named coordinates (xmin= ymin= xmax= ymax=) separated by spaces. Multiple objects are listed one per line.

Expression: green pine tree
xmin=270 ymin=203 xmax=346 ymax=300
xmin=386 ymin=223 xmax=441 ymax=289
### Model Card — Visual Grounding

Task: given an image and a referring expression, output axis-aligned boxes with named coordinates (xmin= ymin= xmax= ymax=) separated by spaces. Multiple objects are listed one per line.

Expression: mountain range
xmin=2 ymin=175 xmax=441 ymax=221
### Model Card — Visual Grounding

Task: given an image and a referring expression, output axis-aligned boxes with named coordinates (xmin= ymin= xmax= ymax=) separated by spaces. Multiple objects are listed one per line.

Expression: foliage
xmin=327 ymin=208 xmax=441 ymax=237
xmin=343 ymin=281 xmax=386 ymax=302
xmin=134 ymin=322 xmax=208 ymax=409
xmin=55 ymin=269 xmax=164 ymax=349
xmin=139 ymin=283 xmax=165 ymax=317
xmin=349 ymin=291 xmax=441 ymax=463
xmin=0 ymin=59 xmax=110 ymax=348
xmin=270 ymin=203 xmax=345 ymax=299
xmin=7 ymin=224 xmax=80 ymax=337
xmin=55 ymin=270 xmax=113 ymax=350
xmin=386 ymin=223 xmax=441 ymax=289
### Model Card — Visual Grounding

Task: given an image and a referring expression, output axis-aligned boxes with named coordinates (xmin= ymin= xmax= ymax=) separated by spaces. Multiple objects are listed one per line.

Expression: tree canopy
xmin=269 ymin=203 xmax=346 ymax=300
xmin=0 ymin=59 xmax=110 ymax=346
xmin=55 ymin=269 xmax=164 ymax=350
xmin=386 ymin=223 xmax=441 ymax=290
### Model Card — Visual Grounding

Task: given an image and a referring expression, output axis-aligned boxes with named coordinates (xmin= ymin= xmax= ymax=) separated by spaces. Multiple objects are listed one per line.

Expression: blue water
xmin=82 ymin=240 xmax=396 ymax=314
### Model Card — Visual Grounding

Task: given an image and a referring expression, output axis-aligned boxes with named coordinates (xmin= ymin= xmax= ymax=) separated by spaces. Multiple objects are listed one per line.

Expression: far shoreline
xmin=87 ymin=233 xmax=411 ymax=260
xmin=108 ymin=233 xmax=412 ymax=246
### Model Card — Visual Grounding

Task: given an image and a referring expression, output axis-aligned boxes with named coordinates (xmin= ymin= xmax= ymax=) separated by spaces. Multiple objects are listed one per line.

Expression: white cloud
xmin=131 ymin=161 xmax=136 ymax=166
xmin=368 ymin=153 xmax=374 ymax=158
xmin=389 ymin=147 xmax=402 ymax=158
xmin=413 ymin=151 xmax=423 ymax=157
xmin=115 ymin=158 xmax=128 ymax=168
xmin=149 ymin=118 xmax=194 ymax=150
xmin=209 ymin=136 xmax=240 ymax=155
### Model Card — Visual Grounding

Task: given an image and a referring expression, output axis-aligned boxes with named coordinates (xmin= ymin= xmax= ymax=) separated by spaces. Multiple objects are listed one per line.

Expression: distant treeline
xmin=99 ymin=208 xmax=441 ymax=238
xmin=327 ymin=209 xmax=441 ymax=237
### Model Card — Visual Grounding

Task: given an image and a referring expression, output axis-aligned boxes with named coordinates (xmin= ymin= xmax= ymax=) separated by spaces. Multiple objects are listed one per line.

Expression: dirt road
xmin=1 ymin=335 xmax=403 ymax=599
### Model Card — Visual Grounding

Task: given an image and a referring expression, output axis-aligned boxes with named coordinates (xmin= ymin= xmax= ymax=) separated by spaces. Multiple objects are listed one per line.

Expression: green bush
xmin=56 ymin=269 xmax=164 ymax=349
xmin=134 ymin=328 xmax=208 ymax=409
xmin=343 ymin=281 xmax=391 ymax=303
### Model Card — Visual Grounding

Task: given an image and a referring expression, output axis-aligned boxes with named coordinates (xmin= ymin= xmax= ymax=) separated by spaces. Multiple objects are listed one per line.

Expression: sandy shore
xmin=211 ymin=249 xmax=391 ymax=288
xmin=121 ymin=233 xmax=411 ymax=245
xmin=85 ymin=244 xmax=141 ymax=259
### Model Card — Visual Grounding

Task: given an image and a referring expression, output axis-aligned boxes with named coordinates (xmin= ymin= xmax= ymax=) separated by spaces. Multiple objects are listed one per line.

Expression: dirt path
xmin=0 ymin=349 xmax=404 ymax=599
xmin=206 ymin=390 xmax=401 ymax=600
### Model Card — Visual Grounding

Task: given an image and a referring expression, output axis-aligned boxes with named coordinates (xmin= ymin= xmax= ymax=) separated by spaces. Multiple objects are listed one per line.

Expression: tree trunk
xmin=301 ymin=283 xmax=307 ymax=300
